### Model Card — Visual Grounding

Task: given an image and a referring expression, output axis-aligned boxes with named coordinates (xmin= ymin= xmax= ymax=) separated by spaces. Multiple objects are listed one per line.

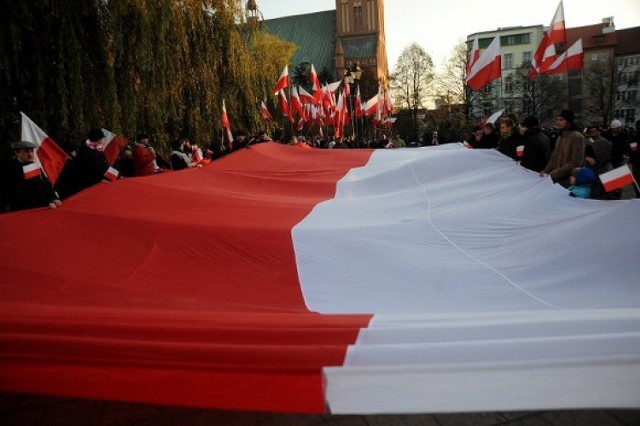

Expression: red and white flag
xmin=298 ymin=86 xmax=320 ymax=107
xmin=354 ymin=86 xmax=363 ymax=117
xmin=222 ymin=99 xmax=233 ymax=151
xmin=529 ymin=1 xmax=567 ymax=77
xmin=380 ymin=117 xmax=397 ymax=128
xmin=102 ymin=128 xmax=129 ymax=166
xmin=278 ymin=89 xmax=292 ymax=122
xmin=22 ymin=163 xmax=41 ymax=180
xmin=384 ymin=90 xmax=395 ymax=115
xmin=517 ymin=145 xmax=524 ymax=159
xmin=466 ymin=36 xmax=501 ymax=90
xmin=309 ymin=64 xmax=321 ymax=91
xmin=260 ymin=100 xmax=273 ymax=122
xmin=630 ymin=142 xmax=638 ymax=152
xmin=363 ymin=93 xmax=380 ymax=117
xmin=273 ymin=65 xmax=289 ymax=95
xmin=291 ymin=86 xmax=304 ymax=118
xmin=20 ymin=112 xmax=69 ymax=185
xmin=103 ymin=166 xmax=119 ymax=182
xmin=466 ymin=36 xmax=480 ymax=75
xmin=599 ymin=164 xmax=635 ymax=192
xmin=545 ymin=38 xmax=583 ymax=75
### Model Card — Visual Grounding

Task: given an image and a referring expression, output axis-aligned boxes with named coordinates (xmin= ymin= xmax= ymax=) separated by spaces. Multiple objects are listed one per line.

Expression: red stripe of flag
xmin=600 ymin=164 xmax=635 ymax=192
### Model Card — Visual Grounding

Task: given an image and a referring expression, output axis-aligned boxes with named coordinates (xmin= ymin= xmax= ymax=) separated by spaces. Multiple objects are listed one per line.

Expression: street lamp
xmin=345 ymin=63 xmax=362 ymax=140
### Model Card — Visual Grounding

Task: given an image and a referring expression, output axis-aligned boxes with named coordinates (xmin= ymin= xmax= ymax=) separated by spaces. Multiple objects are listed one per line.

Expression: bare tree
xmin=390 ymin=43 xmax=434 ymax=140
xmin=514 ymin=65 xmax=567 ymax=126
xmin=583 ymin=61 xmax=615 ymax=125
xmin=434 ymin=40 xmax=467 ymax=112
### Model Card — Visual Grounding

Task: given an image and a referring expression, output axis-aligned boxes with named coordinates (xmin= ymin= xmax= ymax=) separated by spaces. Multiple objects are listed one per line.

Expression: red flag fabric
xmin=599 ymin=164 xmax=635 ymax=192
xmin=466 ymin=36 xmax=502 ymax=90
xmin=273 ymin=65 xmax=289 ymax=96
xmin=22 ymin=163 xmax=41 ymax=180
xmin=309 ymin=64 xmax=321 ymax=91
xmin=529 ymin=1 xmax=566 ymax=77
xmin=545 ymin=39 xmax=583 ymax=75
xmin=102 ymin=129 xmax=129 ymax=166
xmin=20 ymin=112 xmax=69 ymax=185
xmin=363 ymin=94 xmax=380 ymax=117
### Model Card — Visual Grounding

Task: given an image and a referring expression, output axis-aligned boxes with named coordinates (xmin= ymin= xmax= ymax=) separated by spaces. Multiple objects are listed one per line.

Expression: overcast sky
xmin=257 ymin=0 xmax=640 ymax=71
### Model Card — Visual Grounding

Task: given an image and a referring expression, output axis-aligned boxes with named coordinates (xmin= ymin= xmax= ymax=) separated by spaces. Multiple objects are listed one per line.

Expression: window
xmin=591 ymin=53 xmax=599 ymax=61
xmin=504 ymin=76 xmax=514 ymax=93
xmin=483 ymin=85 xmax=492 ymax=95
xmin=522 ymin=33 xmax=530 ymax=44
xmin=504 ymin=53 xmax=513 ymax=69
xmin=522 ymin=51 xmax=532 ymax=67
xmin=506 ymin=36 xmax=515 ymax=45
xmin=354 ymin=6 xmax=363 ymax=31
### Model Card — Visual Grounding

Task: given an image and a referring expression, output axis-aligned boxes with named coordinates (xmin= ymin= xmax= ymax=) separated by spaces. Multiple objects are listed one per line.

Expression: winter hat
xmin=610 ymin=119 xmax=622 ymax=129
xmin=574 ymin=167 xmax=596 ymax=186
xmin=557 ymin=109 xmax=575 ymax=123
xmin=88 ymin=128 xmax=105 ymax=142
xmin=11 ymin=140 xmax=37 ymax=150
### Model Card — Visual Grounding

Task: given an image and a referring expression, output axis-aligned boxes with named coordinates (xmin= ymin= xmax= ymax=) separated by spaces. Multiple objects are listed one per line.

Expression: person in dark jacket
xmin=479 ymin=122 xmax=500 ymax=149
xmin=497 ymin=118 xmax=521 ymax=160
xmin=2 ymin=141 xmax=61 ymax=211
xmin=519 ymin=116 xmax=550 ymax=172
xmin=75 ymin=128 xmax=109 ymax=191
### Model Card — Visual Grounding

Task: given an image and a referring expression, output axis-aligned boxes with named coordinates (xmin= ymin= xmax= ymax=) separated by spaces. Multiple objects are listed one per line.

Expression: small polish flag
xmin=104 ymin=166 xmax=119 ymax=182
xmin=599 ymin=164 xmax=635 ymax=192
xmin=517 ymin=145 xmax=524 ymax=158
xmin=23 ymin=163 xmax=41 ymax=180
xmin=630 ymin=142 xmax=638 ymax=152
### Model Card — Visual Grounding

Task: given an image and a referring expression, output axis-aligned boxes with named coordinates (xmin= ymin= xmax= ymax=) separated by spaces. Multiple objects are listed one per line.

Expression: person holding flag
xmin=2 ymin=141 xmax=61 ymax=211
xmin=75 ymin=129 xmax=110 ymax=191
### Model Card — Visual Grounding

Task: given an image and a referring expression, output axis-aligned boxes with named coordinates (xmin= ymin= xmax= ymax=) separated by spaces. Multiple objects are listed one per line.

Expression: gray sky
xmin=257 ymin=0 xmax=640 ymax=71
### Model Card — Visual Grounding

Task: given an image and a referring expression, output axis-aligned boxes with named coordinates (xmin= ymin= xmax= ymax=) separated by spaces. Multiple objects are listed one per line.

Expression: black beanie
xmin=557 ymin=109 xmax=575 ymax=123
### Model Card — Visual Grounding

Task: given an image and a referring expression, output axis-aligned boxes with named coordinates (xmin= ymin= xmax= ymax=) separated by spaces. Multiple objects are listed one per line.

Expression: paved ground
xmin=1 ymin=393 xmax=639 ymax=426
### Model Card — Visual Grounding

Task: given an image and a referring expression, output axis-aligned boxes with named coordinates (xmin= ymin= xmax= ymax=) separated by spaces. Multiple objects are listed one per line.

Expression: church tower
xmin=334 ymin=0 xmax=389 ymax=90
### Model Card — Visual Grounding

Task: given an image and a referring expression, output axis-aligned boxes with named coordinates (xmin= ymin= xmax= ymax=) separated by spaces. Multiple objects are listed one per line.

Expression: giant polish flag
xmin=21 ymin=112 xmax=69 ymax=184
xmin=1 ymin=144 xmax=639 ymax=414
xmin=465 ymin=36 xmax=501 ymax=90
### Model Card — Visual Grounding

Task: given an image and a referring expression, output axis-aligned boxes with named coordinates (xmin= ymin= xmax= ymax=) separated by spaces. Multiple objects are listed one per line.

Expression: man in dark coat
xmin=519 ymin=116 xmax=550 ymax=172
xmin=2 ymin=141 xmax=61 ymax=211
xmin=75 ymin=128 xmax=109 ymax=191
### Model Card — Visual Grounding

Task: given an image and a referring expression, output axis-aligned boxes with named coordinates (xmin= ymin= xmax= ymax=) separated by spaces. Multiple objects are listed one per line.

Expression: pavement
xmin=2 ymin=393 xmax=640 ymax=426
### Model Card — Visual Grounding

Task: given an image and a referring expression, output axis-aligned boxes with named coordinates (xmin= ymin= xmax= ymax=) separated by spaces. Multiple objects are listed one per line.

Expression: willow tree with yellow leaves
xmin=0 ymin=0 xmax=294 ymax=156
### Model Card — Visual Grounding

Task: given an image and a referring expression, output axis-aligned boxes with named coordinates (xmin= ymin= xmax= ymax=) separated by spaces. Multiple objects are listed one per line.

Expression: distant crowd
xmin=2 ymin=108 xmax=639 ymax=213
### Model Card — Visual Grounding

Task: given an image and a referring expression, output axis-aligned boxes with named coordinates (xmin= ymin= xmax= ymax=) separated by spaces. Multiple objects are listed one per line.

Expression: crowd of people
xmin=2 ymin=109 xmax=639 ymax=213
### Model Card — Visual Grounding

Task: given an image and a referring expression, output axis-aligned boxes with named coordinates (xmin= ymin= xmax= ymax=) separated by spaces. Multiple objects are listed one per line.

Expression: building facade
xmin=262 ymin=0 xmax=388 ymax=97
xmin=467 ymin=18 xmax=640 ymax=127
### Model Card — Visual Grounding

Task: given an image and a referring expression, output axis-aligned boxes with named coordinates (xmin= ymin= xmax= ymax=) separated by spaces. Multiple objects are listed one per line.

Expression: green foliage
xmin=0 ymin=0 xmax=295 ymax=158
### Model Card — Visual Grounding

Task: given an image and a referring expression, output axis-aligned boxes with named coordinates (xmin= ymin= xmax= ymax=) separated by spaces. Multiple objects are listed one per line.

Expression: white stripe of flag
xmin=599 ymin=164 xmax=634 ymax=192
xmin=23 ymin=163 xmax=41 ymax=180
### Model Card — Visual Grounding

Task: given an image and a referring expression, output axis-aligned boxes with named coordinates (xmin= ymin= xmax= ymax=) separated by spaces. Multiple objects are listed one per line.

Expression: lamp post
xmin=345 ymin=63 xmax=362 ymax=140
